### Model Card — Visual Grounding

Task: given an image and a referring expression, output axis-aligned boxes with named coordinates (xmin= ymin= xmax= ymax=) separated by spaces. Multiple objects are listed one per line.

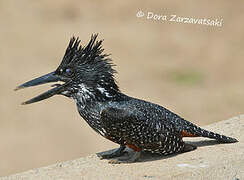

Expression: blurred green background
xmin=0 ymin=0 xmax=243 ymax=176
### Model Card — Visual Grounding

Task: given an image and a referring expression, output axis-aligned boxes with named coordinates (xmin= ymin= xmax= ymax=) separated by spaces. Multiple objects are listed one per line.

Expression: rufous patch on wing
xmin=126 ymin=143 xmax=141 ymax=152
xmin=181 ymin=130 xmax=199 ymax=137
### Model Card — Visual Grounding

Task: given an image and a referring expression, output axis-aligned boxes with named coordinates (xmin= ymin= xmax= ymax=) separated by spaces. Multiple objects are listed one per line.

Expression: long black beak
xmin=15 ymin=72 xmax=65 ymax=105
xmin=15 ymin=72 xmax=59 ymax=91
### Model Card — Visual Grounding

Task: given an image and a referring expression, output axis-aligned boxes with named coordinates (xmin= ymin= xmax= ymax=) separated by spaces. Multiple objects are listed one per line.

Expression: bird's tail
xmin=178 ymin=120 xmax=238 ymax=143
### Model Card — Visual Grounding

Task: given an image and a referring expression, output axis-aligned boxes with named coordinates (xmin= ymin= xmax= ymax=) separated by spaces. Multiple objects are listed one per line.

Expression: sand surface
xmin=2 ymin=115 xmax=243 ymax=180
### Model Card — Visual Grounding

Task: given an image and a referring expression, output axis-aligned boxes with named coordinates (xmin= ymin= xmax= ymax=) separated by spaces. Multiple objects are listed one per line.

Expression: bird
xmin=15 ymin=34 xmax=238 ymax=163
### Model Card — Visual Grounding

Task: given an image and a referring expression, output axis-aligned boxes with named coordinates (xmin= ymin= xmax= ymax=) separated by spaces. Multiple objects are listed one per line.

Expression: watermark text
xmin=136 ymin=10 xmax=223 ymax=27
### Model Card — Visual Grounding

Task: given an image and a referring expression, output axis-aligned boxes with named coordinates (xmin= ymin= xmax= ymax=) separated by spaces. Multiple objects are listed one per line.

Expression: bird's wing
xmin=100 ymin=106 xmax=137 ymax=134
xmin=100 ymin=106 xmax=179 ymax=146
xmin=101 ymin=106 xmax=136 ymax=121
xmin=100 ymin=106 xmax=148 ymax=129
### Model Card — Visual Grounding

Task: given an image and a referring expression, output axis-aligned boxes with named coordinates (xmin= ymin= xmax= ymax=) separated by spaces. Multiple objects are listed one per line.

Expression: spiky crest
xmin=56 ymin=34 xmax=120 ymax=94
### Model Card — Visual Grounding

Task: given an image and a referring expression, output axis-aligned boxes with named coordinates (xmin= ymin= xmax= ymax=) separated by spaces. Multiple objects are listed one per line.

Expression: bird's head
xmin=15 ymin=34 xmax=120 ymax=105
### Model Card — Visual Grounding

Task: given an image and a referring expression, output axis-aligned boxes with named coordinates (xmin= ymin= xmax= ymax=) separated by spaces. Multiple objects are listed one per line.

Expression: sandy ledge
xmin=1 ymin=115 xmax=244 ymax=180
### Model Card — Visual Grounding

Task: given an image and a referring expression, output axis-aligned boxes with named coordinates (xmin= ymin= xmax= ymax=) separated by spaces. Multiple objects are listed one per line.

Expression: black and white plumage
xmin=16 ymin=34 xmax=238 ymax=163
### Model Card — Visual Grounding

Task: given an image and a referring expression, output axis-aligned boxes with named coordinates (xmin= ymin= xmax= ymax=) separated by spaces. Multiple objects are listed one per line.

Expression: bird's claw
xmin=97 ymin=145 xmax=126 ymax=159
xmin=108 ymin=151 xmax=141 ymax=164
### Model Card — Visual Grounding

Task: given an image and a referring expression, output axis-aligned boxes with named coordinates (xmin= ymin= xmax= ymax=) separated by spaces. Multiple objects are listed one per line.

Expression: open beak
xmin=15 ymin=71 xmax=66 ymax=105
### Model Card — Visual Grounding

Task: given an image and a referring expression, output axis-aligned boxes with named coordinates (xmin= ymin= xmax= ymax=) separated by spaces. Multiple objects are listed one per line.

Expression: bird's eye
xmin=65 ymin=68 xmax=73 ymax=76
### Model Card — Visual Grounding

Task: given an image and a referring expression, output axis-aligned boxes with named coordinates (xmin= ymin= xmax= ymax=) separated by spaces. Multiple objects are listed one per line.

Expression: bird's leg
xmin=97 ymin=145 xmax=126 ymax=159
xmin=108 ymin=151 xmax=141 ymax=164
xmin=108 ymin=143 xmax=142 ymax=164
